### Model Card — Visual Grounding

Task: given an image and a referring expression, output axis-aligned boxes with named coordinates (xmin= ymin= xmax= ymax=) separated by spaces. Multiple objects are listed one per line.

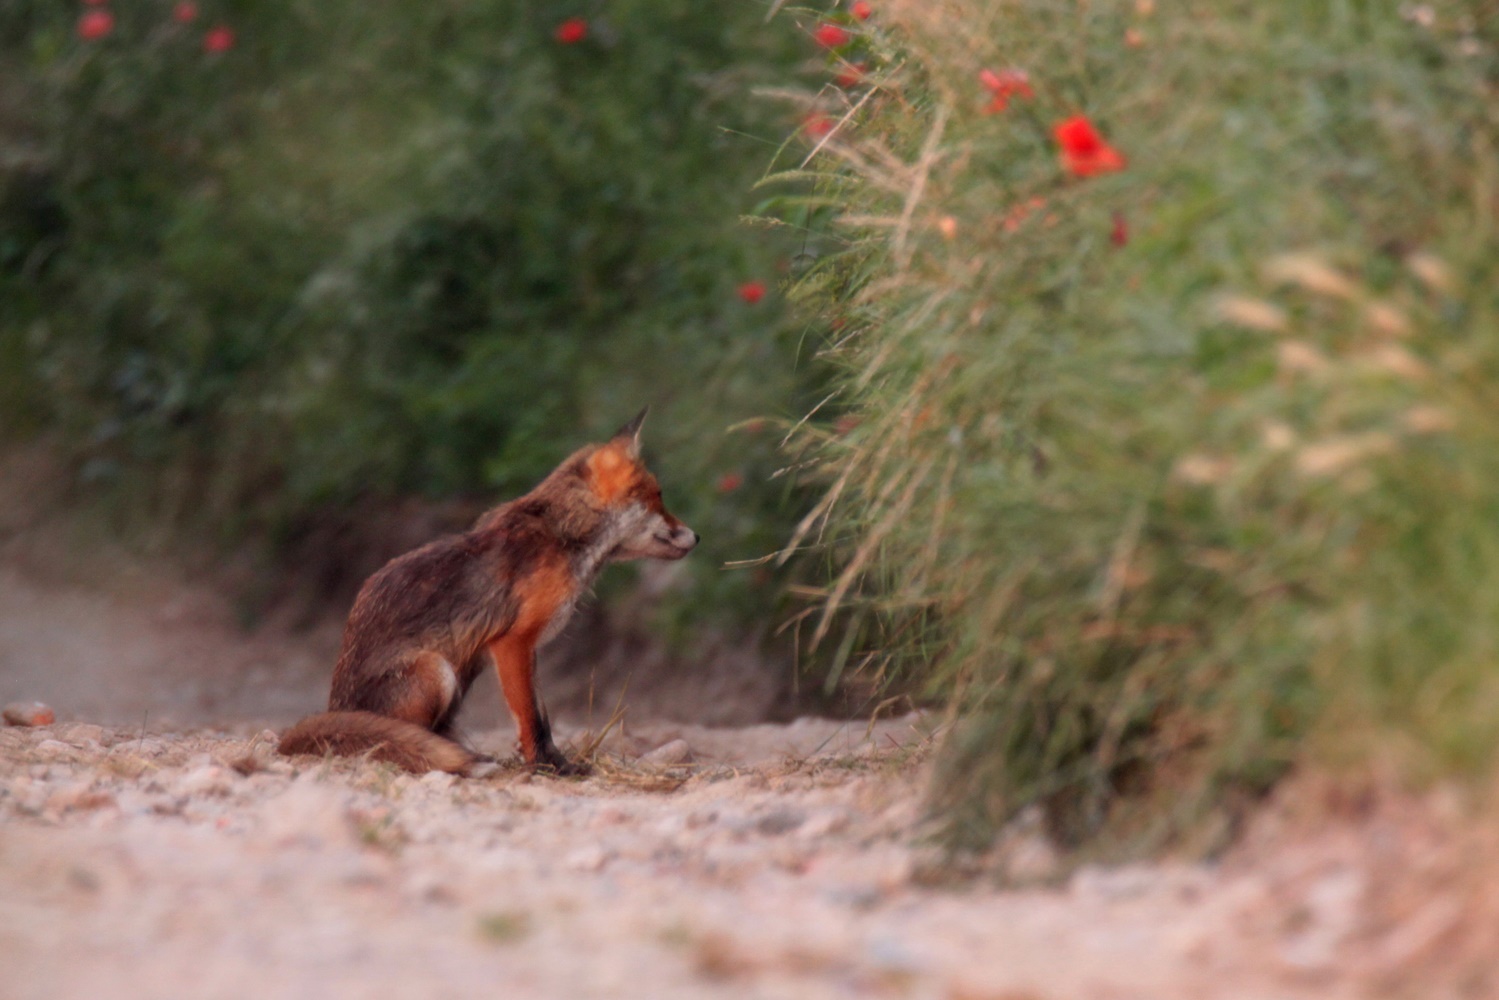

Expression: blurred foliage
xmin=779 ymin=0 xmax=1499 ymax=858
xmin=0 ymin=0 xmax=833 ymax=624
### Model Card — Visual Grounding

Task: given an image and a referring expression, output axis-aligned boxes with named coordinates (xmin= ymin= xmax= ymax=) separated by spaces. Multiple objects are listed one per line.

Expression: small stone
xmin=4 ymin=701 xmax=54 ymax=727
xmin=53 ymin=722 xmax=105 ymax=745
xmin=591 ymin=806 xmax=632 ymax=828
xmin=176 ymin=765 xmax=234 ymax=797
xmin=797 ymin=810 xmax=849 ymax=840
xmin=1278 ymin=868 xmax=1365 ymax=972
xmin=1070 ymin=863 xmax=1158 ymax=901
xmin=405 ymin=871 xmax=458 ymax=905
xmin=563 ymin=845 xmax=612 ymax=872
xmin=6 ymin=777 xmax=48 ymax=813
xmin=755 ymin=808 xmax=807 ymax=836
xmin=826 ymin=885 xmax=883 ymax=910
xmin=67 ymin=867 xmax=101 ymax=893
xmin=651 ymin=814 xmax=687 ymax=837
xmin=686 ymin=809 xmax=719 ymax=829
xmin=45 ymin=784 xmax=117 ymax=814
xmin=33 ymin=739 xmax=79 ymax=761
xmin=865 ymin=936 xmax=923 ymax=977
xmin=641 ymin=739 xmax=692 ymax=767
xmin=126 ymin=738 xmax=171 ymax=757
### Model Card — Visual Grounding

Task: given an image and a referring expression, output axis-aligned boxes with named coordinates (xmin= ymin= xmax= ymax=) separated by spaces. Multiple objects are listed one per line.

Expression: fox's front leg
xmin=488 ymin=637 xmax=587 ymax=776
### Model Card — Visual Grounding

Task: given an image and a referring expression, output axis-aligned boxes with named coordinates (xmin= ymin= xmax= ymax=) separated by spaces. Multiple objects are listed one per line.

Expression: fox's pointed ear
xmin=611 ymin=407 xmax=648 ymax=458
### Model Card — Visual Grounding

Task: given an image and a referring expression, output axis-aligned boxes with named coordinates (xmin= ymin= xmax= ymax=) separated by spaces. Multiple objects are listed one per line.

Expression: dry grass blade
xmin=800 ymin=84 xmax=885 ymax=169
xmin=585 ymin=753 xmax=691 ymax=793
xmin=891 ymin=104 xmax=950 ymax=268
xmin=810 ymin=455 xmax=935 ymax=650
xmin=777 ymin=464 xmax=853 ymax=565
xmin=574 ymin=682 xmax=632 ymax=761
xmin=779 ymin=389 xmax=843 ymax=449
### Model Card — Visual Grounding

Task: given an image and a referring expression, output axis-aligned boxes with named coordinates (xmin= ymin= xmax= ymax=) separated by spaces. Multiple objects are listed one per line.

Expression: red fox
xmin=277 ymin=409 xmax=697 ymax=776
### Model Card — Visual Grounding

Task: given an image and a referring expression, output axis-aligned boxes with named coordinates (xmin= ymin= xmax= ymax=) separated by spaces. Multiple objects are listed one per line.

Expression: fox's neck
xmin=486 ymin=492 xmax=620 ymax=588
xmin=534 ymin=504 xmax=636 ymax=646
xmin=571 ymin=529 xmax=616 ymax=589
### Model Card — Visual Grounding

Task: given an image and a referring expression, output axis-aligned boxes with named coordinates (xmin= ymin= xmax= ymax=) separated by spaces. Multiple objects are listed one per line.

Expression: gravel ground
xmin=5 ymin=718 xmax=1485 ymax=1000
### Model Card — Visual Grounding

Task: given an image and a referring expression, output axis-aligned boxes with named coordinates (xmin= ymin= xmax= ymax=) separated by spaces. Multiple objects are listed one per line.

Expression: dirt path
xmin=0 ymin=720 xmax=1376 ymax=1000
xmin=6 ymin=715 xmax=1491 ymax=1000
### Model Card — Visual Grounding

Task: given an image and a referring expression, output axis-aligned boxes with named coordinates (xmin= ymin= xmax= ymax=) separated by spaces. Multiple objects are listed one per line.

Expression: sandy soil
xmin=2 ymin=720 xmax=1494 ymax=1000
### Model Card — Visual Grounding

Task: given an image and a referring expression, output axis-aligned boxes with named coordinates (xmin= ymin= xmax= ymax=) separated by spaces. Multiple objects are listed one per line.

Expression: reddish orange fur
xmin=492 ymin=555 xmax=574 ymax=762
xmin=585 ymin=443 xmax=634 ymax=503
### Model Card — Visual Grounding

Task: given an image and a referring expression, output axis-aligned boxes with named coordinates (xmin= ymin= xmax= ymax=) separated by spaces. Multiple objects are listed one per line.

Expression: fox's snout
xmin=620 ymin=504 xmax=697 ymax=562
xmin=655 ymin=520 xmax=699 ymax=559
xmin=605 ymin=499 xmax=698 ymax=563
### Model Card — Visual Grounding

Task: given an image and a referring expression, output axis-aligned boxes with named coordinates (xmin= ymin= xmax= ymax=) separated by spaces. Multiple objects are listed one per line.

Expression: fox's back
xmin=329 ymin=528 xmax=517 ymax=704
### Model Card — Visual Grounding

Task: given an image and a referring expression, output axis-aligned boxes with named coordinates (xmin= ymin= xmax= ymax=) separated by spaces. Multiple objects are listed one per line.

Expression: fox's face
xmin=585 ymin=411 xmax=698 ymax=563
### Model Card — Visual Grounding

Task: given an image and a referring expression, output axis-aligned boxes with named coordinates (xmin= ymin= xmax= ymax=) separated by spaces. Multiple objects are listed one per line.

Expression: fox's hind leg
xmin=368 ymin=650 xmax=460 ymax=730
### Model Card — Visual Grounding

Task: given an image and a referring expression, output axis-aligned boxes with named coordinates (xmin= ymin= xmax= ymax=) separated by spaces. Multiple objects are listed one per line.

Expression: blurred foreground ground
xmin=2 ymin=720 xmax=1495 ymax=999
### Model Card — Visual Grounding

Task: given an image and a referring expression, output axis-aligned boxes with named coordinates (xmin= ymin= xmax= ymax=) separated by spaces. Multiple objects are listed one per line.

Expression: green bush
xmin=0 ymin=0 xmax=824 ymax=620
xmin=782 ymin=0 xmax=1499 ymax=856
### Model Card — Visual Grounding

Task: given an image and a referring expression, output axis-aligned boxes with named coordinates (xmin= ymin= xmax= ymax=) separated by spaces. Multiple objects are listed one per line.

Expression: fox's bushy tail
xmin=278 ymin=711 xmax=476 ymax=775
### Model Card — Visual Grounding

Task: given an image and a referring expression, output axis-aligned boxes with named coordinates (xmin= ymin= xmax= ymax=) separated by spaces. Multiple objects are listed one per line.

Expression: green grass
xmin=779 ymin=0 xmax=1499 ymax=856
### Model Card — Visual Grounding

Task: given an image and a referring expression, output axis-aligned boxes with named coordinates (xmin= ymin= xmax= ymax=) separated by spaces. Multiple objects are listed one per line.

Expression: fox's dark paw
xmin=533 ymin=753 xmax=591 ymax=778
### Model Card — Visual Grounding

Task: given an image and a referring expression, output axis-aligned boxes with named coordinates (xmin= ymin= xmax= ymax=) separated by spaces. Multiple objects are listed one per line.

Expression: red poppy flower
xmin=834 ymin=62 xmax=866 ymax=88
xmin=813 ymin=23 xmax=850 ymax=48
xmin=173 ymin=2 xmax=198 ymax=24
xmin=1110 ymin=211 xmax=1129 ymax=247
xmin=1053 ymin=116 xmax=1126 ymax=177
xmin=978 ymin=68 xmax=1033 ymax=114
xmin=738 ymin=281 xmax=767 ymax=305
xmin=851 ymin=1 xmax=873 ymax=19
xmin=554 ymin=17 xmax=587 ymax=44
xmin=716 ymin=472 xmax=744 ymax=494
xmin=803 ymin=113 xmax=835 ymax=139
xmin=203 ymin=25 xmax=235 ymax=52
xmin=77 ymin=10 xmax=114 ymax=40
